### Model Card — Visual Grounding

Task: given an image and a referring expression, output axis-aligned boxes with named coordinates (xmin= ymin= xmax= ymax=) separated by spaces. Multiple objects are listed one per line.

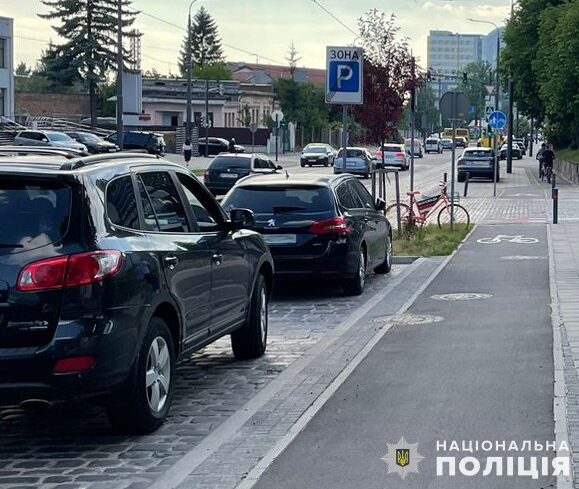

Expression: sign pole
xmin=493 ymin=133 xmax=498 ymax=197
xmin=275 ymin=114 xmax=279 ymax=162
xmin=342 ymin=105 xmax=348 ymax=169
xmin=410 ymin=56 xmax=416 ymax=192
xmin=451 ymin=116 xmax=456 ymax=231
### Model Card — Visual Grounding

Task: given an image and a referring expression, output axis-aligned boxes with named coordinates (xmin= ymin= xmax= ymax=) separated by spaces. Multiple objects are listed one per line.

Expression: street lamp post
xmin=186 ymin=0 xmax=198 ymax=143
xmin=468 ymin=18 xmax=500 ymax=196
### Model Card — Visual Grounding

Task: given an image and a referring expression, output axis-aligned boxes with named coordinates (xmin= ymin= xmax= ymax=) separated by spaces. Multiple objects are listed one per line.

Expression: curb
xmin=393 ymin=255 xmax=420 ymax=264
xmin=547 ymin=223 xmax=574 ymax=489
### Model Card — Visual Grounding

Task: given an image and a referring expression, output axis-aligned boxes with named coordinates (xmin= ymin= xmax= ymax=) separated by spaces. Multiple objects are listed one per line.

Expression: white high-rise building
xmin=427 ymin=30 xmax=483 ymax=76
xmin=0 ymin=17 xmax=13 ymax=119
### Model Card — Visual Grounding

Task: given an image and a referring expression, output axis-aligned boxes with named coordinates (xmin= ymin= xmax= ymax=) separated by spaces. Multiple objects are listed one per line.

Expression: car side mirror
xmin=276 ymin=165 xmax=283 ymax=170
xmin=375 ymin=198 xmax=386 ymax=212
xmin=229 ymin=208 xmax=255 ymax=230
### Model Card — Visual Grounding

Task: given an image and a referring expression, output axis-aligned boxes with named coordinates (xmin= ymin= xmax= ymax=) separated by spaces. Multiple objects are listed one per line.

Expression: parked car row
xmin=0 ymin=147 xmax=393 ymax=434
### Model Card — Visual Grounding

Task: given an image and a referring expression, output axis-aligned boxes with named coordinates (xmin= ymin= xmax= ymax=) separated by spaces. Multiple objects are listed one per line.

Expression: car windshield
xmin=426 ymin=139 xmax=438 ymax=144
xmin=337 ymin=149 xmax=366 ymax=158
xmin=222 ymin=186 xmax=334 ymax=214
xmin=47 ymin=132 xmax=74 ymax=142
xmin=210 ymin=156 xmax=251 ymax=170
xmin=303 ymin=146 xmax=326 ymax=154
xmin=78 ymin=133 xmax=103 ymax=143
xmin=381 ymin=145 xmax=403 ymax=152
xmin=464 ymin=150 xmax=492 ymax=157
xmin=0 ymin=178 xmax=71 ymax=255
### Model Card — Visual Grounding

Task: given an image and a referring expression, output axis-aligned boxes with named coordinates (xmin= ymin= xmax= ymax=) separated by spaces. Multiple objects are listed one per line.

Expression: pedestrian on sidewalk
xmin=229 ymin=138 xmax=237 ymax=153
xmin=183 ymin=138 xmax=192 ymax=164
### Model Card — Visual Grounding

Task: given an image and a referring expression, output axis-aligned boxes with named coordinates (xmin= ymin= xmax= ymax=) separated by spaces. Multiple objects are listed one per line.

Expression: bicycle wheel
xmin=437 ymin=203 xmax=470 ymax=231
xmin=385 ymin=203 xmax=413 ymax=226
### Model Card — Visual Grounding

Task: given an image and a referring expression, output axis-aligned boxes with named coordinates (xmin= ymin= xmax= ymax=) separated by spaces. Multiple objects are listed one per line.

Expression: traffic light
xmin=462 ymin=72 xmax=468 ymax=83
xmin=487 ymin=124 xmax=493 ymax=138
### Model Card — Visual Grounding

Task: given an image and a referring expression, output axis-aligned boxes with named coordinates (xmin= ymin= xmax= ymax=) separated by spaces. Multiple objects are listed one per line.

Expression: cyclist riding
xmin=537 ymin=143 xmax=555 ymax=182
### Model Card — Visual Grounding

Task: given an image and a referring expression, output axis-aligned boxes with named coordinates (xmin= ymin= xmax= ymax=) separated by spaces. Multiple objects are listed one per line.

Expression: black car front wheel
xmin=343 ymin=249 xmax=366 ymax=296
xmin=107 ymin=316 xmax=175 ymax=434
xmin=231 ymin=274 xmax=268 ymax=359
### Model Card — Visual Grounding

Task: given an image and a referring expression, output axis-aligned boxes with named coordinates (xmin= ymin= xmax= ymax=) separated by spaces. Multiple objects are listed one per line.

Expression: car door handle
xmin=212 ymin=253 xmax=223 ymax=265
xmin=164 ymin=256 xmax=179 ymax=268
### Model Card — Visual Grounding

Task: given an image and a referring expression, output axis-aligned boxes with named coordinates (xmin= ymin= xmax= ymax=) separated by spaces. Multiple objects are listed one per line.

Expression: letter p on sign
xmin=326 ymin=46 xmax=363 ymax=105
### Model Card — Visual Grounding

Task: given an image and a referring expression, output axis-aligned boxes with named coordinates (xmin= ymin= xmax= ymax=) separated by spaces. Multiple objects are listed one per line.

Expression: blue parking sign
xmin=329 ymin=61 xmax=360 ymax=93
xmin=326 ymin=46 xmax=363 ymax=105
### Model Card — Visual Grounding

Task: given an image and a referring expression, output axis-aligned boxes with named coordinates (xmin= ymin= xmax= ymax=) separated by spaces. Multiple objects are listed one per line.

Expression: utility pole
xmin=186 ymin=1 xmax=198 ymax=143
xmin=507 ymin=0 xmax=514 ymax=174
xmin=115 ymin=0 xmax=124 ymax=149
xmin=204 ymin=78 xmax=209 ymax=157
xmin=410 ymin=55 xmax=416 ymax=192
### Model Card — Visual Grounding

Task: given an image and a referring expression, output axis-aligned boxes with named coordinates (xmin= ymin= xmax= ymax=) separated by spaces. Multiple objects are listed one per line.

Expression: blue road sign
xmin=326 ymin=46 xmax=364 ymax=105
xmin=488 ymin=111 xmax=507 ymax=130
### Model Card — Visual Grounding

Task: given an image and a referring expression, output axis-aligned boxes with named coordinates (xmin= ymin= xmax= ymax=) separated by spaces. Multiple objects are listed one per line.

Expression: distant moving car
xmin=198 ymin=137 xmax=245 ymax=156
xmin=333 ymin=147 xmax=375 ymax=178
xmin=204 ymin=153 xmax=282 ymax=195
xmin=106 ymin=131 xmax=166 ymax=155
xmin=66 ymin=131 xmax=119 ymax=154
xmin=300 ymin=144 xmax=335 ymax=167
xmin=454 ymin=136 xmax=468 ymax=148
xmin=221 ymin=173 xmax=392 ymax=295
xmin=376 ymin=143 xmax=408 ymax=170
xmin=457 ymin=147 xmax=498 ymax=182
xmin=14 ymin=130 xmax=88 ymax=153
xmin=405 ymin=139 xmax=424 ymax=158
xmin=513 ymin=138 xmax=526 ymax=156
xmin=0 ymin=151 xmax=274 ymax=434
xmin=441 ymin=138 xmax=453 ymax=150
xmin=425 ymin=138 xmax=443 ymax=154
xmin=499 ymin=144 xmax=522 ymax=160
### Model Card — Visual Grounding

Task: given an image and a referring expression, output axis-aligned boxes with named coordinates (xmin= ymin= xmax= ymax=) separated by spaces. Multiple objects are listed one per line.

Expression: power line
xmin=131 ymin=7 xmax=284 ymax=65
xmin=309 ymin=0 xmax=357 ymax=36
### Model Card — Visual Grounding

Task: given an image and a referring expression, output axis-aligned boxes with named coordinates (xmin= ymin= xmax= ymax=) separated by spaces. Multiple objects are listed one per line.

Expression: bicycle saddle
xmin=406 ymin=191 xmax=421 ymax=196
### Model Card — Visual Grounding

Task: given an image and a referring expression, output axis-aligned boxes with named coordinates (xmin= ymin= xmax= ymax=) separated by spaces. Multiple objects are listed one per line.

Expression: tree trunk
xmin=87 ymin=1 xmax=97 ymax=128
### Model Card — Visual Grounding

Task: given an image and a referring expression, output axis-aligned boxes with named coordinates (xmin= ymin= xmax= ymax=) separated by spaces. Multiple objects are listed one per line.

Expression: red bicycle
xmin=385 ymin=181 xmax=471 ymax=231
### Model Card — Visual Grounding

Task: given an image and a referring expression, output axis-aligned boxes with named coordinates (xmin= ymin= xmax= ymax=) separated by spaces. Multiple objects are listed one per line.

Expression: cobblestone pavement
xmin=0 ymin=266 xmax=414 ymax=489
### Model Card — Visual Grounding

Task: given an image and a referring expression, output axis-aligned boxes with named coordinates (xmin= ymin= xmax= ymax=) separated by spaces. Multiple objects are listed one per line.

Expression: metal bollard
xmin=463 ymin=172 xmax=469 ymax=197
xmin=443 ymin=172 xmax=447 ymax=183
xmin=552 ymin=172 xmax=556 ymax=199
xmin=553 ymin=187 xmax=559 ymax=224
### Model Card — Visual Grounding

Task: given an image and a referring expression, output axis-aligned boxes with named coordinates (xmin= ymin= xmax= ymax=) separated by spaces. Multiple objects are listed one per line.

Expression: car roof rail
xmin=62 ymin=152 xmax=161 ymax=170
xmin=0 ymin=146 xmax=84 ymax=159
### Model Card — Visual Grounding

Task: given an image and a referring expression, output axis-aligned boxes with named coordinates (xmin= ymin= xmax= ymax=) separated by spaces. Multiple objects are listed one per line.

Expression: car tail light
xmin=53 ymin=356 xmax=96 ymax=374
xmin=18 ymin=251 xmax=123 ymax=292
xmin=309 ymin=217 xmax=351 ymax=236
xmin=395 ymin=152 xmax=405 ymax=157
xmin=376 ymin=150 xmax=383 ymax=157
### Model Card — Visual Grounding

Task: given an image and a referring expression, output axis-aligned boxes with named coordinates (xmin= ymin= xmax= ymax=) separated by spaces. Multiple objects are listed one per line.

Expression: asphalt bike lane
xmin=252 ymin=224 xmax=554 ymax=489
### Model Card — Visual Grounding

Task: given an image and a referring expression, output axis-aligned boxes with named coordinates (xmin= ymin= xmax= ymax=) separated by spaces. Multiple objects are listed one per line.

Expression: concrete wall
xmin=15 ymin=92 xmax=90 ymax=118
xmin=0 ymin=17 xmax=14 ymax=118
xmin=555 ymin=159 xmax=579 ymax=185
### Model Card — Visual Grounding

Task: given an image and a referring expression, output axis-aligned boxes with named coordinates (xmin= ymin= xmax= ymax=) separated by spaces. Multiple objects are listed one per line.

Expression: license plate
xmin=471 ymin=161 xmax=489 ymax=166
xmin=309 ymin=159 xmax=317 ymax=163
xmin=263 ymin=234 xmax=297 ymax=245
xmin=220 ymin=173 xmax=238 ymax=179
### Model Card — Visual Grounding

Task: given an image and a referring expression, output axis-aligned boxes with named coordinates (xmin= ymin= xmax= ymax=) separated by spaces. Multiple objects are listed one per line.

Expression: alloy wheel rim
xmin=145 ymin=336 xmax=171 ymax=413
xmin=259 ymin=287 xmax=268 ymax=344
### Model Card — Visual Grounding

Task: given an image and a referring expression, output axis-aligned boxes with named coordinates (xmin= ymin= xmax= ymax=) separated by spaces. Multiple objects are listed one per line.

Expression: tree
xmin=39 ymin=0 xmax=139 ymax=125
xmin=192 ymin=62 xmax=232 ymax=81
xmin=15 ymin=62 xmax=32 ymax=77
xmin=501 ymin=0 xmax=565 ymax=123
xmin=354 ymin=10 xmax=417 ymax=143
xmin=286 ymin=42 xmax=301 ymax=81
xmin=237 ymin=103 xmax=251 ymax=127
xmin=37 ymin=41 xmax=83 ymax=90
xmin=460 ymin=62 xmax=493 ymax=123
xmin=179 ymin=7 xmax=224 ymax=77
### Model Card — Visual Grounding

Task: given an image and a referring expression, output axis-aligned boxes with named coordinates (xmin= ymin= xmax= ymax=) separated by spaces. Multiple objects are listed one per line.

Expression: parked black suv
xmin=106 ymin=131 xmax=166 ymax=155
xmin=0 ymin=152 xmax=273 ymax=433
xmin=66 ymin=131 xmax=119 ymax=154
xmin=222 ymin=173 xmax=392 ymax=295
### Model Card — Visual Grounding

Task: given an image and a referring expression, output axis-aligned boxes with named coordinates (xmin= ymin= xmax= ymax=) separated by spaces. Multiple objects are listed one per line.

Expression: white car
xmin=14 ymin=130 xmax=88 ymax=153
xmin=376 ymin=143 xmax=408 ymax=170
xmin=405 ymin=139 xmax=424 ymax=158
xmin=425 ymin=138 xmax=443 ymax=154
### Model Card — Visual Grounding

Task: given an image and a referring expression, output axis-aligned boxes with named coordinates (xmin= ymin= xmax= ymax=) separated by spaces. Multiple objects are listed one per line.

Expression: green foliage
xmin=237 ymin=103 xmax=252 ymax=127
xmin=461 ymin=62 xmax=494 ymax=119
xmin=273 ymin=79 xmax=329 ymax=131
xmin=192 ymin=62 xmax=232 ymax=81
xmin=393 ymin=225 xmax=470 ymax=257
xmin=179 ymin=7 xmax=225 ymax=77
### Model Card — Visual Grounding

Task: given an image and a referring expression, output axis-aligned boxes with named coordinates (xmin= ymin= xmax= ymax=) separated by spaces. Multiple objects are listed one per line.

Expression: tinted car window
xmin=337 ymin=149 xmax=366 ymax=159
xmin=223 ymin=186 xmax=334 ymax=214
xmin=381 ymin=145 xmax=403 ymax=152
xmin=303 ymin=146 xmax=327 ymax=154
xmin=464 ymin=150 xmax=493 ymax=158
xmin=350 ymin=180 xmax=375 ymax=209
xmin=0 ymin=178 xmax=71 ymax=254
xmin=176 ymin=173 xmax=221 ymax=232
xmin=106 ymin=176 xmax=139 ymax=230
xmin=209 ymin=156 xmax=252 ymax=170
xmin=138 ymin=172 xmax=190 ymax=233
xmin=336 ymin=183 xmax=358 ymax=209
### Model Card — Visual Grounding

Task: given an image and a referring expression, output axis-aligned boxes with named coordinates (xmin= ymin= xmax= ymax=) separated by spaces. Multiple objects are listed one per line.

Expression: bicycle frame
xmin=406 ymin=182 xmax=451 ymax=225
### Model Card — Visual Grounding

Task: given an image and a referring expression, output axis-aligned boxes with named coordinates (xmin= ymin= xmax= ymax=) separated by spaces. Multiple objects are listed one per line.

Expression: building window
xmin=0 ymin=39 xmax=5 ymax=69
xmin=0 ymin=88 xmax=4 ymax=117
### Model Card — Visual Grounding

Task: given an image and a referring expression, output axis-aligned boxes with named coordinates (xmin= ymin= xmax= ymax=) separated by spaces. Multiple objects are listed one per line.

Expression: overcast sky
xmin=2 ymin=0 xmax=511 ymax=73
